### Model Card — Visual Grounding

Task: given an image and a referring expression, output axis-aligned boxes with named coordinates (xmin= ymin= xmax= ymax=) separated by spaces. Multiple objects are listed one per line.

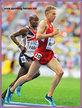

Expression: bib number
xmin=27 ymin=41 xmax=38 ymax=51
xmin=46 ymin=37 xmax=54 ymax=50
xmin=34 ymin=53 xmax=42 ymax=60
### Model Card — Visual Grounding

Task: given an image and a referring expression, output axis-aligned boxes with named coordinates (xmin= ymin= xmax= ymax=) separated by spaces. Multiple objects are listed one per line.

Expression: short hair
xmin=29 ymin=15 xmax=39 ymax=21
xmin=45 ymin=5 xmax=56 ymax=15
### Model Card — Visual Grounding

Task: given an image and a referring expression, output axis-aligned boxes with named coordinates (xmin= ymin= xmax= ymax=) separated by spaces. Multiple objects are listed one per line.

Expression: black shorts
xmin=19 ymin=53 xmax=33 ymax=67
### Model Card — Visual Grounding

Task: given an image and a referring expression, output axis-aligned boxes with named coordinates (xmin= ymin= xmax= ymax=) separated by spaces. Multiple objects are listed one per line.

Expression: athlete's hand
xmin=18 ymin=44 xmax=26 ymax=53
xmin=53 ymin=29 xmax=59 ymax=35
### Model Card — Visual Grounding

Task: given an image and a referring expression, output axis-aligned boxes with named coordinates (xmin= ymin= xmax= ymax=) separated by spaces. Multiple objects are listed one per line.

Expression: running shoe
xmin=45 ymin=94 xmax=56 ymax=106
xmin=6 ymin=86 xmax=13 ymax=103
xmin=15 ymin=86 xmax=22 ymax=97
xmin=2 ymin=98 xmax=5 ymax=106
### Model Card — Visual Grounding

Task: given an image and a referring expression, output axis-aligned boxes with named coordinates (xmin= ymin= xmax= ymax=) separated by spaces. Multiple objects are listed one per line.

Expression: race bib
xmin=34 ymin=53 xmax=42 ymax=60
xmin=46 ymin=37 xmax=54 ymax=50
xmin=27 ymin=40 xmax=38 ymax=52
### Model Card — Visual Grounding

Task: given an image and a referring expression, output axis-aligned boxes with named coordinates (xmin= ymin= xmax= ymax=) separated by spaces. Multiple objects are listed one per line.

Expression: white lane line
xmin=5 ymin=101 xmax=51 ymax=106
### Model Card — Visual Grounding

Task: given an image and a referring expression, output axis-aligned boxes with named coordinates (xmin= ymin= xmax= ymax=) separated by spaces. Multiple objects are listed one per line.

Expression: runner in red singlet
xmin=34 ymin=22 xmax=55 ymax=65
xmin=6 ymin=6 xmax=64 ymax=106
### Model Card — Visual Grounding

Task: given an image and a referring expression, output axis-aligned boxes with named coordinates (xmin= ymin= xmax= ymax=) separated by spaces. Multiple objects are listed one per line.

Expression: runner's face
xmin=47 ymin=9 xmax=56 ymax=22
xmin=30 ymin=17 xmax=39 ymax=28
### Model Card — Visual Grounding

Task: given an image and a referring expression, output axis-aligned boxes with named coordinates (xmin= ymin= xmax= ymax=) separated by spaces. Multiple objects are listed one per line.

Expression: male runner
xmin=2 ymin=15 xmax=40 ymax=106
xmin=6 ymin=5 xmax=64 ymax=106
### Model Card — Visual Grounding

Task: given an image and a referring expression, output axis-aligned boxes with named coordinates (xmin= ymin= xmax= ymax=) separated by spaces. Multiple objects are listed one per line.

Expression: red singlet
xmin=33 ymin=23 xmax=56 ymax=65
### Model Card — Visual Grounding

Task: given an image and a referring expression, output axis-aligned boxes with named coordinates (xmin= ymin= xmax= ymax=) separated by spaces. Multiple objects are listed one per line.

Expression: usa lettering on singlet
xmin=21 ymin=26 xmax=38 ymax=57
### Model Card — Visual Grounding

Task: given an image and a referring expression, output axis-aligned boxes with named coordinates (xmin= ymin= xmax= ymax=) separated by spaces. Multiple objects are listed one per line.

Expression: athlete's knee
xmin=59 ymin=70 xmax=64 ymax=77
xmin=57 ymin=69 xmax=64 ymax=78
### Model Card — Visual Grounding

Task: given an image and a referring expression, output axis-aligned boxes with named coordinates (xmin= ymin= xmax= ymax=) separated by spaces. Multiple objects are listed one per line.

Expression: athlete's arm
xmin=11 ymin=27 xmax=28 ymax=46
xmin=36 ymin=20 xmax=59 ymax=40
xmin=11 ymin=27 xmax=28 ymax=52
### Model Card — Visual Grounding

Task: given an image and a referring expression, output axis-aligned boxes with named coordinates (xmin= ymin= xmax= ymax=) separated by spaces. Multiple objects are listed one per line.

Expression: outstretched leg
xmin=5 ymin=61 xmax=40 ymax=103
xmin=10 ymin=61 xmax=41 ymax=92
xmin=15 ymin=62 xmax=40 ymax=96
xmin=45 ymin=58 xmax=64 ymax=106
xmin=2 ymin=61 xmax=40 ymax=106
xmin=2 ymin=67 xmax=27 ymax=99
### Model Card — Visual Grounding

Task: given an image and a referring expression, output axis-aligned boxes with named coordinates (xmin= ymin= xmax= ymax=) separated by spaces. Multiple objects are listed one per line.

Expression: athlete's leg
xmin=10 ymin=61 xmax=41 ymax=92
xmin=24 ymin=62 xmax=40 ymax=80
xmin=45 ymin=58 xmax=64 ymax=106
xmin=5 ymin=61 xmax=41 ymax=103
xmin=14 ymin=67 xmax=28 ymax=97
xmin=47 ymin=57 xmax=64 ymax=97
xmin=1 ymin=67 xmax=27 ymax=106
xmin=2 ymin=61 xmax=40 ymax=100
xmin=2 ymin=67 xmax=27 ymax=99
xmin=15 ymin=62 xmax=40 ymax=96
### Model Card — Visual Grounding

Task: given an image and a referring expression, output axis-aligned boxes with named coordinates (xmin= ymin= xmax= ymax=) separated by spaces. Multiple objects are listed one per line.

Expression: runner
xmin=2 ymin=15 xmax=40 ymax=106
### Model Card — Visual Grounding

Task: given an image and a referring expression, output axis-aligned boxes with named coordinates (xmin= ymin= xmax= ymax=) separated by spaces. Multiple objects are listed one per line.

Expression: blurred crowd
xmin=1 ymin=1 xmax=80 ymax=75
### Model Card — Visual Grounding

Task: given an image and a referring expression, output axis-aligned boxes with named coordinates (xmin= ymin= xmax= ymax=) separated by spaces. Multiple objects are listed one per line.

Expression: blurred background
xmin=1 ymin=1 xmax=81 ymax=78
